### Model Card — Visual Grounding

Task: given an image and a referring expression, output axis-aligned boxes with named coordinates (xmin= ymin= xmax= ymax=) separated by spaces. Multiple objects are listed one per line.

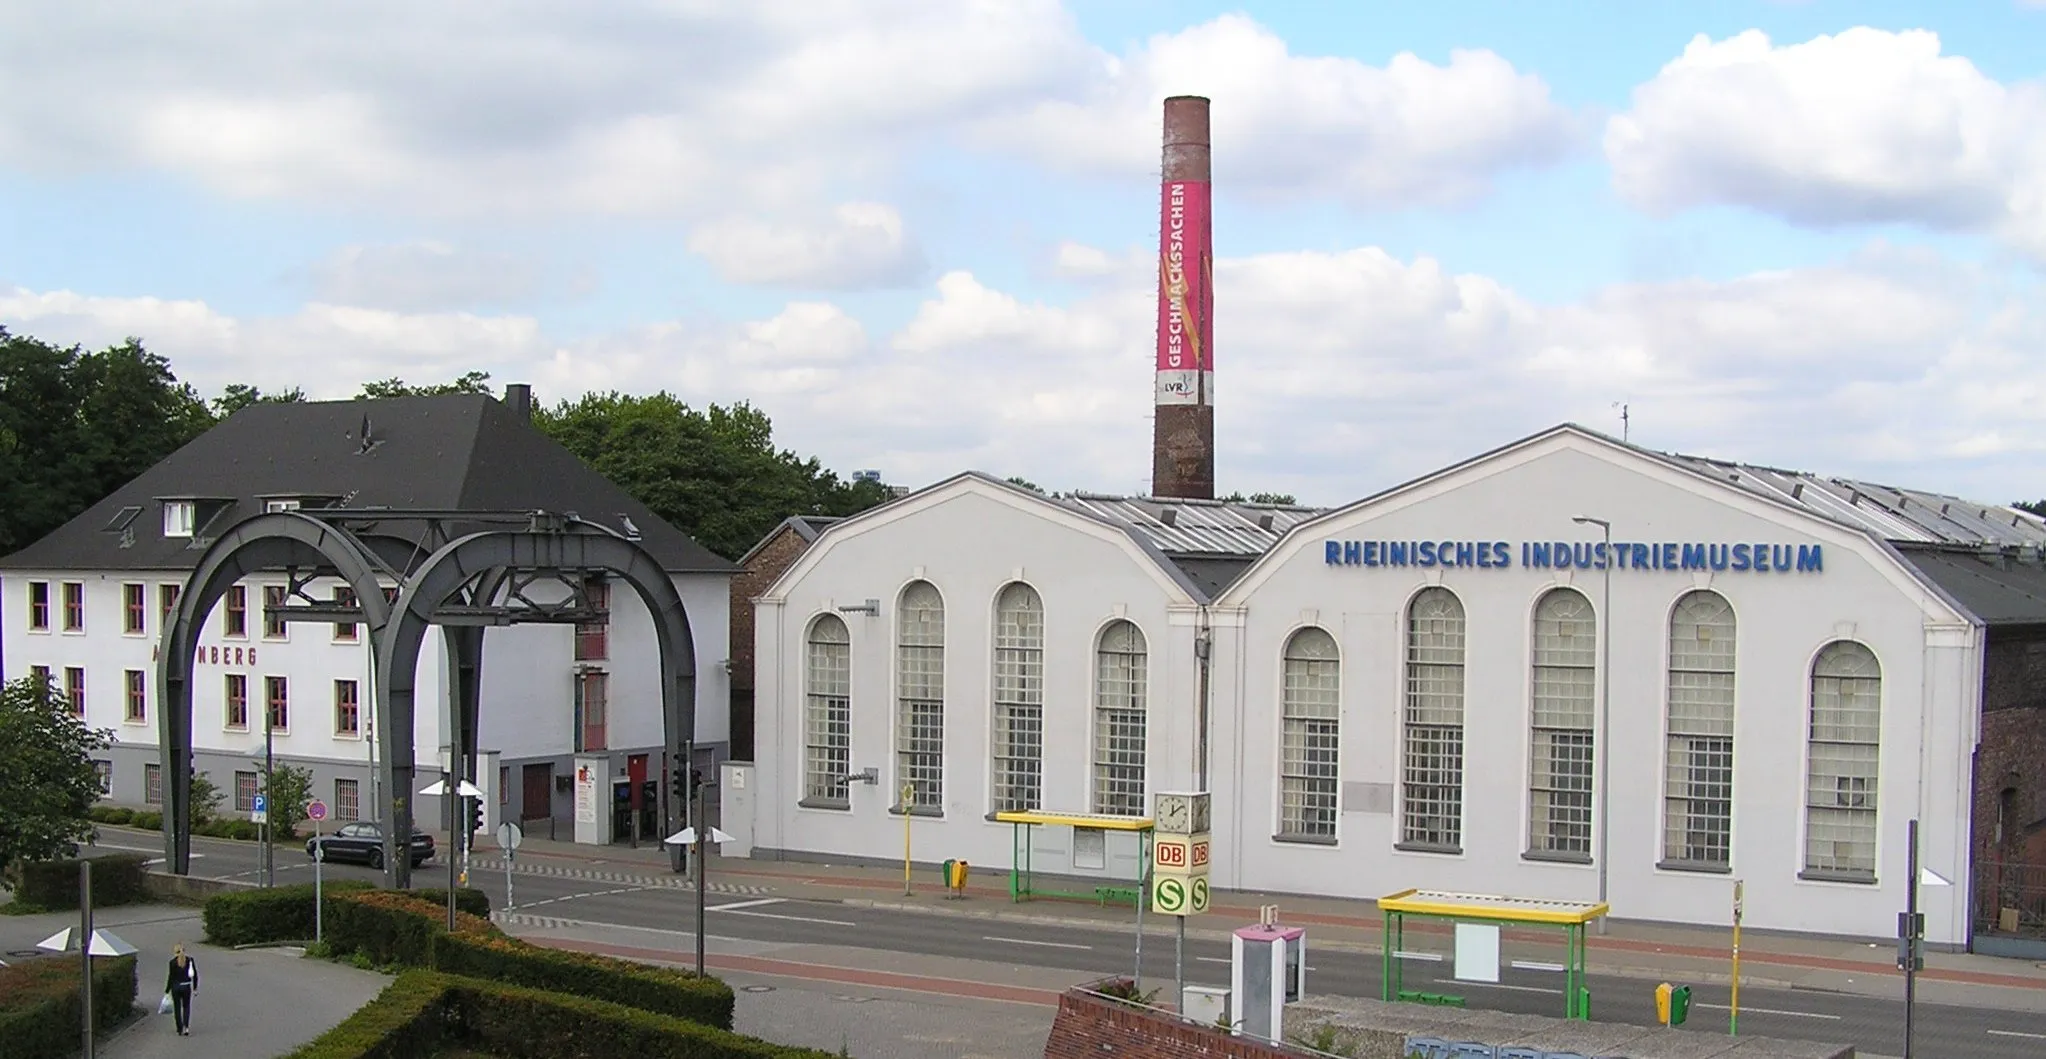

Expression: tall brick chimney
xmin=1151 ymin=95 xmax=1215 ymax=500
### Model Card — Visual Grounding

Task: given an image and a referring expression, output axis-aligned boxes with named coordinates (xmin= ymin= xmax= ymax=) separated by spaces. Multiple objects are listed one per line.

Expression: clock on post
xmin=1150 ymin=791 xmax=1212 ymax=916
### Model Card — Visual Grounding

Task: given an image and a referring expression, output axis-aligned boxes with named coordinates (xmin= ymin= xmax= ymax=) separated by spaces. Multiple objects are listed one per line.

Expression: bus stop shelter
xmin=992 ymin=810 xmax=1153 ymax=907
xmin=1378 ymin=888 xmax=1608 ymax=1020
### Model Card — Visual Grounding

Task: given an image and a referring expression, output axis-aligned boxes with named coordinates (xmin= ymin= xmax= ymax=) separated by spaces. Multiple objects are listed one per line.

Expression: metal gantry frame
xmin=156 ymin=508 xmax=699 ymax=890
xmin=1377 ymin=888 xmax=1609 ymax=1021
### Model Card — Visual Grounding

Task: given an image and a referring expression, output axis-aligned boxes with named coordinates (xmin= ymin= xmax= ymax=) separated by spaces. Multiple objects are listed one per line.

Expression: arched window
xmin=1402 ymin=588 xmax=1465 ymax=850
xmin=896 ymin=582 xmax=945 ymax=811
xmin=1279 ymin=627 xmax=1340 ymax=840
xmin=1804 ymin=641 xmax=1881 ymax=879
xmin=803 ymin=614 xmax=851 ymax=807
xmin=1663 ymin=591 xmax=1734 ymax=867
xmin=1529 ymin=588 xmax=1596 ymax=857
xmin=1093 ymin=621 xmax=1147 ymax=816
xmin=991 ymin=583 xmax=1044 ymax=813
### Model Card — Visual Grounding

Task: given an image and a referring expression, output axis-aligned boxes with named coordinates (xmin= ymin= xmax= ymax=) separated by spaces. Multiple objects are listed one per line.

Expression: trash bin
xmin=1655 ymin=982 xmax=1691 ymax=1026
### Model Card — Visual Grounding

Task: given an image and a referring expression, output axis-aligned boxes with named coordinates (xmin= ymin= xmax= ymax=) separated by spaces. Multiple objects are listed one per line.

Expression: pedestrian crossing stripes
xmin=496 ymin=911 xmax=577 ymax=930
xmin=468 ymin=858 xmax=772 ymax=896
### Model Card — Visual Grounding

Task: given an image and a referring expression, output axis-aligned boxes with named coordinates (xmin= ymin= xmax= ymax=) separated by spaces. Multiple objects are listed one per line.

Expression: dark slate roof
xmin=1167 ymin=556 xmax=1256 ymax=599
xmin=1894 ymin=545 xmax=2046 ymax=628
xmin=0 ymin=393 xmax=736 ymax=576
xmin=736 ymin=515 xmax=844 ymax=567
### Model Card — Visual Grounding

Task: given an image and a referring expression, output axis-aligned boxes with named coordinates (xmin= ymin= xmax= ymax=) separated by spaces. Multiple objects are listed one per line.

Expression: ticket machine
xmin=1230 ymin=918 xmax=1306 ymax=1041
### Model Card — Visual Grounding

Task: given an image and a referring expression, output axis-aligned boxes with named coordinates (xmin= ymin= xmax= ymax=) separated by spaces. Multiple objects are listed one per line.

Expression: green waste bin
xmin=1669 ymin=985 xmax=1691 ymax=1026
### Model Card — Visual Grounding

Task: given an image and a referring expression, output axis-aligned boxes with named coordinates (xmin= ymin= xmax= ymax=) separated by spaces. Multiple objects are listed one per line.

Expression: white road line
xmin=1197 ymin=956 xmax=1229 ymax=964
xmin=718 ymin=909 xmax=858 ymax=927
xmin=1453 ymin=981 xmax=1558 ymax=995
xmin=707 ymin=898 xmax=785 ymax=912
xmin=1694 ymin=1003 xmax=1839 ymax=1020
xmin=1508 ymin=960 xmax=1564 ymax=972
xmin=982 ymin=936 xmax=1092 ymax=951
xmin=1393 ymin=951 xmax=1443 ymax=962
xmin=1988 ymin=1029 xmax=2046 ymax=1040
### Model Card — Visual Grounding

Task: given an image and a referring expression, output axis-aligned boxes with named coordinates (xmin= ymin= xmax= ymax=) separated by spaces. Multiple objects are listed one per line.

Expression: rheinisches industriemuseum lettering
xmin=1322 ymin=538 xmax=1824 ymax=573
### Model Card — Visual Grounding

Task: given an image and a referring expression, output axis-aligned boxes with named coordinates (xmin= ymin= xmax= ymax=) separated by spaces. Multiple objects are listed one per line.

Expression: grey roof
xmin=1654 ymin=452 xmax=2046 ymax=548
xmin=737 ymin=515 xmax=844 ymax=567
xmin=1893 ymin=546 xmax=2046 ymax=628
xmin=1048 ymin=494 xmax=1326 ymax=598
xmin=0 ymin=393 xmax=737 ymax=576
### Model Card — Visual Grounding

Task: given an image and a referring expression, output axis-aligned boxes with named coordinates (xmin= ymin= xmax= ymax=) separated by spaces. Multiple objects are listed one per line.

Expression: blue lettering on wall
xmin=1321 ymin=538 xmax=1826 ymax=574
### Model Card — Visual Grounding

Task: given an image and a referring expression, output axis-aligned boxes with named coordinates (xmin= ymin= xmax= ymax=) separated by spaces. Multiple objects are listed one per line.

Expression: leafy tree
xmin=2017 ymin=500 xmax=2045 ymax=518
xmin=259 ymin=761 xmax=316 ymax=843
xmin=359 ymin=370 xmax=495 ymax=399
xmin=1005 ymin=476 xmax=1045 ymax=493
xmin=212 ymin=383 xmax=307 ymax=417
xmin=0 ymin=328 xmax=214 ymax=555
xmin=534 ymin=392 xmax=892 ymax=558
xmin=1218 ymin=490 xmax=1299 ymax=505
xmin=0 ymin=675 xmax=114 ymax=879
xmin=189 ymin=771 xmax=225 ymax=828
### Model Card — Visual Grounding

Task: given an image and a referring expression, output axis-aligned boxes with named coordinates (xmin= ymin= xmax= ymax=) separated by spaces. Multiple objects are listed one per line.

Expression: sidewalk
xmin=457 ymin=829 xmax=2046 ymax=1005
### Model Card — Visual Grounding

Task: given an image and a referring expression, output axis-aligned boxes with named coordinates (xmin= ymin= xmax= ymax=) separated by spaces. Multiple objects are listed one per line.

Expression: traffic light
xmin=465 ymin=796 xmax=483 ymax=837
xmin=671 ymin=767 xmax=687 ymax=802
xmin=689 ymin=768 xmax=704 ymax=797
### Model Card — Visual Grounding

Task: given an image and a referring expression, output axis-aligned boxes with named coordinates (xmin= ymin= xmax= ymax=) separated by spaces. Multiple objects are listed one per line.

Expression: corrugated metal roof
xmin=1658 ymin=453 xmax=2046 ymax=548
xmin=1053 ymin=493 xmax=1328 ymax=557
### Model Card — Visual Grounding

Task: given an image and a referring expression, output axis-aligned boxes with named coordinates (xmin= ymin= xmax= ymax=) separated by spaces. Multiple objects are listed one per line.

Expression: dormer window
xmin=164 ymin=500 xmax=196 ymax=537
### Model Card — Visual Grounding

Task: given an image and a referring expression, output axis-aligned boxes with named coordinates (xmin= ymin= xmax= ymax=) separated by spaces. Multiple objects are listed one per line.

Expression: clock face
xmin=1155 ymin=794 xmax=1190 ymax=832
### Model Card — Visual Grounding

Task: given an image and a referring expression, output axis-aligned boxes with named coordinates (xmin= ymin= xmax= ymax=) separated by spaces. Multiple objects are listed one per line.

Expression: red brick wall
xmin=1042 ymin=990 xmax=1297 ymax=1059
xmin=727 ymin=525 xmax=816 ymax=761
xmin=1970 ymin=631 xmax=2046 ymax=933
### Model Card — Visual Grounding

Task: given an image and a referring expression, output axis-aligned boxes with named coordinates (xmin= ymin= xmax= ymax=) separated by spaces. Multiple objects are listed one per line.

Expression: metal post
xmin=1133 ymin=831 xmax=1148 ymax=991
xmin=1730 ymin=878 xmax=1743 ymax=1035
xmin=1175 ymin=916 xmax=1185 ymax=1015
xmin=445 ymin=766 xmax=458 ymax=931
xmin=1574 ymin=515 xmax=1613 ymax=934
xmin=902 ymin=782 xmax=914 ymax=897
xmin=505 ymin=847 xmax=515 ymax=912
xmin=79 ymin=859 xmax=93 ymax=1059
xmin=694 ymin=771 xmax=708 ymax=977
xmin=315 ymin=824 xmax=325 ymax=945
xmin=1905 ymin=818 xmax=1919 ymax=1059
xmin=263 ymin=707 xmax=275 ymax=888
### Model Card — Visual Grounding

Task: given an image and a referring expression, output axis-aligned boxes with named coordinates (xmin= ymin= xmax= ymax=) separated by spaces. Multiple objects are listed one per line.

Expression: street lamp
xmin=1572 ymin=515 xmax=1613 ymax=935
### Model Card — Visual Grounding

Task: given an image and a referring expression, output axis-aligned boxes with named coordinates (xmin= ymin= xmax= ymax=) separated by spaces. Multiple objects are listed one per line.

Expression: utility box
xmin=1231 ymin=922 xmax=1306 ymax=1041
xmin=1181 ymin=984 xmax=1229 ymax=1028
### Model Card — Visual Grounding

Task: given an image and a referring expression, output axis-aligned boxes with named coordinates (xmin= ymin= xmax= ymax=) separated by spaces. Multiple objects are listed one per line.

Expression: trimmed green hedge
xmin=202 ymin=880 xmax=376 ymax=946
xmin=16 ymin=853 xmax=151 ymax=910
xmin=413 ymin=886 xmax=493 ymax=919
xmin=279 ymin=970 xmax=836 ymax=1059
xmin=0 ymin=954 xmax=138 ymax=1059
xmin=320 ymin=890 xmax=736 ymax=1032
xmin=89 ymin=807 xmax=274 ymax=841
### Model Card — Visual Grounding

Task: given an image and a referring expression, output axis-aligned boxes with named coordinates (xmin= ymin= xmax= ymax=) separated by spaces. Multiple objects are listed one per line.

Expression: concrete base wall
xmin=1285 ymin=995 xmax=1855 ymax=1059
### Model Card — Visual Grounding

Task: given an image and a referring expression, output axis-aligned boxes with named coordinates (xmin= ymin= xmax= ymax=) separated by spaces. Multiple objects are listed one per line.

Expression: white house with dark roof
xmin=0 ymin=387 xmax=736 ymax=846
xmin=741 ymin=425 xmax=2046 ymax=951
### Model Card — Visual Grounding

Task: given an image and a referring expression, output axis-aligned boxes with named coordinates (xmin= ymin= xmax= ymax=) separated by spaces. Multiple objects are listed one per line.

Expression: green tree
xmin=259 ymin=762 xmax=316 ymax=843
xmin=0 ymin=328 xmax=215 ymax=556
xmin=1218 ymin=490 xmax=1298 ymax=505
xmin=189 ymin=771 xmax=225 ymax=828
xmin=2017 ymin=500 xmax=2045 ymax=518
xmin=359 ymin=370 xmax=495 ymax=399
xmin=1005 ymin=476 xmax=1045 ymax=494
xmin=534 ymin=392 xmax=892 ymax=558
xmin=211 ymin=383 xmax=307 ymax=417
xmin=0 ymin=675 xmax=114 ymax=879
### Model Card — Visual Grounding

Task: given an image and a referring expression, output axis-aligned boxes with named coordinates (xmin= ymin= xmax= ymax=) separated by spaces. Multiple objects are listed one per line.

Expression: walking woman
xmin=165 ymin=944 xmax=200 ymax=1036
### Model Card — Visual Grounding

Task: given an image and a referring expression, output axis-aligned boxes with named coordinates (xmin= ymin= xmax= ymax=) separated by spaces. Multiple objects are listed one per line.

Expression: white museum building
xmin=745 ymin=425 xmax=2046 ymax=947
xmin=0 ymin=388 xmax=736 ymax=844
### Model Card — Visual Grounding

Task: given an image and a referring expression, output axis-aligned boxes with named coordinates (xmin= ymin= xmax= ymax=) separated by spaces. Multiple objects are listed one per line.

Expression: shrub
xmin=278 ymin=971 xmax=834 ymax=1059
xmin=16 ymin=853 xmax=151 ymax=910
xmin=324 ymin=890 xmax=487 ymax=967
xmin=414 ymin=886 xmax=492 ymax=919
xmin=202 ymin=880 xmax=375 ymax=946
xmin=195 ymin=819 xmax=262 ymax=841
xmin=130 ymin=811 xmax=163 ymax=831
xmin=0 ymin=954 xmax=138 ymax=1059
xmin=88 ymin=806 xmax=136 ymax=826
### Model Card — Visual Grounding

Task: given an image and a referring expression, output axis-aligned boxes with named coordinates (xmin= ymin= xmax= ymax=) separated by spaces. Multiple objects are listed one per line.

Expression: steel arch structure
xmin=155 ymin=512 xmax=396 ymax=873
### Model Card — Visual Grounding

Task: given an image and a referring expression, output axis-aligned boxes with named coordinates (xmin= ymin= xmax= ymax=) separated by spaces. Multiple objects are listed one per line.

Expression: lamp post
xmin=1572 ymin=515 xmax=1613 ymax=935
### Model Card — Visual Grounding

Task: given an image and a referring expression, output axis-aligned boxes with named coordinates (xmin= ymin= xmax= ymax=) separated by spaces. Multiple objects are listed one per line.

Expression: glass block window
xmin=1529 ymin=588 xmax=1596 ymax=857
xmin=1092 ymin=620 xmax=1147 ymax=817
xmin=1665 ymin=591 xmax=1735 ymax=867
xmin=1402 ymin=588 xmax=1465 ymax=849
xmin=1279 ymin=626 xmax=1339 ymax=839
xmin=896 ymin=581 xmax=945 ymax=810
xmin=1805 ymin=641 xmax=1882 ymax=878
xmin=803 ymin=614 xmax=852 ymax=806
xmin=990 ymin=583 xmax=1044 ymax=814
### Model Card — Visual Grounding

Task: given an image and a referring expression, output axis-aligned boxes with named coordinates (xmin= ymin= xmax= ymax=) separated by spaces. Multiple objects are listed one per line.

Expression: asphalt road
xmin=85 ymin=832 xmax=2046 ymax=1059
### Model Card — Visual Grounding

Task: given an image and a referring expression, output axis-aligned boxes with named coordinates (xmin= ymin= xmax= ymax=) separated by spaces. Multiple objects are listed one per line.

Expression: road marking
xmin=1694 ymin=1003 xmax=1839 ymax=1020
xmin=982 ymin=936 xmax=1091 ymax=951
xmin=1509 ymin=960 xmax=1564 ymax=972
xmin=708 ymin=898 xmax=785 ymax=912
xmin=1988 ymin=1029 xmax=2046 ymax=1040
xmin=518 ymin=885 xmax=657 ymax=909
xmin=1455 ymin=981 xmax=1559 ymax=995
xmin=1393 ymin=951 xmax=1443 ymax=962
xmin=718 ymin=909 xmax=858 ymax=926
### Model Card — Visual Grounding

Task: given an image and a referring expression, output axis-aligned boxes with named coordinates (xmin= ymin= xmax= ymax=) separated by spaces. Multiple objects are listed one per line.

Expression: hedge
xmin=279 ymin=970 xmax=836 ymax=1059
xmin=15 ymin=854 xmax=152 ymax=910
xmin=320 ymin=889 xmax=736 ymax=1031
xmin=89 ymin=807 xmax=279 ymax=842
xmin=202 ymin=880 xmax=376 ymax=946
xmin=0 ymin=954 xmax=138 ymax=1059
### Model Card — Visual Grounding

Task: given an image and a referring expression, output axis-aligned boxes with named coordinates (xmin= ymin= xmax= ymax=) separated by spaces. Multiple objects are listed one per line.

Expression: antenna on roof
xmin=1611 ymin=402 xmax=1630 ymax=442
xmin=356 ymin=413 xmax=383 ymax=456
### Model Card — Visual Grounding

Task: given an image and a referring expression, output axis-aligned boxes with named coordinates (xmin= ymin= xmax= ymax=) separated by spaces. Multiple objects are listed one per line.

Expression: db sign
xmin=1154 ymin=835 xmax=1211 ymax=871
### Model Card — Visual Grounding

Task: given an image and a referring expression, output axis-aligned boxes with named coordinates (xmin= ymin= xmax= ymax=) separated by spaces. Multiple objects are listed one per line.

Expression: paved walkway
xmin=0 ymin=903 xmax=387 ymax=1059
xmin=458 ymin=829 xmax=2046 ymax=1004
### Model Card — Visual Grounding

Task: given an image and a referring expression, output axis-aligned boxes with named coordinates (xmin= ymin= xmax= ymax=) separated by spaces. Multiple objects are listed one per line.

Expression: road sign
xmin=496 ymin=821 xmax=523 ymax=851
xmin=1156 ymin=838 xmax=1189 ymax=869
xmin=251 ymin=792 xmax=267 ymax=824
xmin=1153 ymin=875 xmax=1187 ymax=914
xmin=1190 ymin=876 xmax=1210 ymax=914
xmin=307 ymin=799 xmax=327 ymax=822
xmin=664 ymin=826 xmax=734 ymax=846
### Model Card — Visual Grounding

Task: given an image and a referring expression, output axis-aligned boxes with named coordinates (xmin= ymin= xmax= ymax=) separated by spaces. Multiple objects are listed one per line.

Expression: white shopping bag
xmin=158 ymin=993 xmax=173 ymax=1015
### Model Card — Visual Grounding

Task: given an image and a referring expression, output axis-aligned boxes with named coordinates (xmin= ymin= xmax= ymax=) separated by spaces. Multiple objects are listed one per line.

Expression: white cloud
xmin=7 ymin=244 xmax=2040 ymax=508
xmin=992 ymin=14 xmax=1580 ymax=207
xmin=304 ymin=241 xmax=561 ymax=312
xmin=1605 ymin=28 xmax=2046 ymax=254
xmin=686 ymin=202 xmax=924 ymax=288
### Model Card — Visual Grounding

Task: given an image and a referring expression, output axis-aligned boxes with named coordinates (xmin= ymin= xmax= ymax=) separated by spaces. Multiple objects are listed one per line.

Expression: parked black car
xmin=305 ymin=821 xmax=435 ymax=868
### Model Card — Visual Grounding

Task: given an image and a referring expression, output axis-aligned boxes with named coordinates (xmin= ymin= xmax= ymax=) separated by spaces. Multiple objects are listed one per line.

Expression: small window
xmin=159 ymin=583 xmax=182 ymax=623
xmin=235 ymin=770 xmax=258 ymax=812
xmin=30 ymin=664 xmax=52 ymax=689
xmin=123 ymin=583 xmax=147 ymax=634
xmin=164 ymin=500 xmax=196 ymax=537
xmin=145 ymin=763 xmax=163 ymax=805
xmin=28 ymin=581 xmax=50 ymax=630
xmin=93 ymin=759 xmax=112 ymax=794
xmin=125 ymin=670 xmax=147 ymax=722
xmin=263 ymin=585 xmax=288 ymax=639
xmin=575 ymin=577 xmax=610 ymax=661
xmin=265 ymin=675 xmax=290 ymax=731
xmin=63 ymin=667 xmax=85 ymax=716
xmin=224 ymin=673 xmax=249 ymax=729
xmin=335 ymin=779 xmax=360 ymax=821
xmin=333 ymin=586 xmax=359 ymax=641
xmin=334 ymin=679 xmax=359 ymax=735
xmin=61 ymin=582 xmax=84 ymax=631
xmin=224 ymin=585 xmax=248 ymax=637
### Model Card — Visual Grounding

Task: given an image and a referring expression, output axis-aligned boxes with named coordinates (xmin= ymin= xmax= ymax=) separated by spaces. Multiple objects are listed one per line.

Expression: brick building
xmin=727 ymin=516 xmax=842 ymax=762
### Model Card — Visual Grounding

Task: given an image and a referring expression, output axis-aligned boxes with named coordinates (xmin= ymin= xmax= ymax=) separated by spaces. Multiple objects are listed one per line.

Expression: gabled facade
xmin=1 ymin=389 xmax=736 ymax=846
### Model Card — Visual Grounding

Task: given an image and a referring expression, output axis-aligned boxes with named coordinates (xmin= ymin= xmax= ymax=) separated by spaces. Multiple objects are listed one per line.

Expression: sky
xmin=3 ymin=1 xmax=2045 ymax=508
